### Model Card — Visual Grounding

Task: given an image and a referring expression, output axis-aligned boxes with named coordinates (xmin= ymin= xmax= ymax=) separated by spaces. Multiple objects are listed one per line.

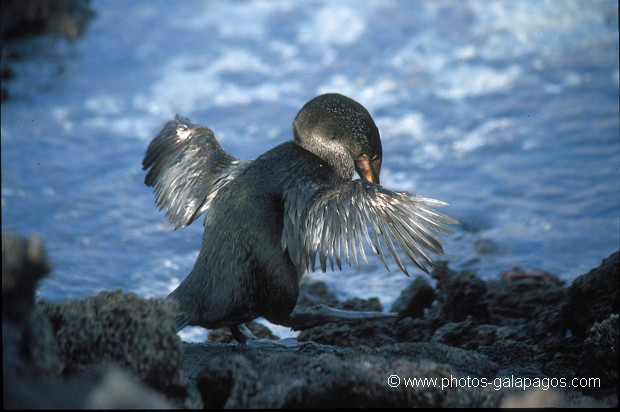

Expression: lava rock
xmin=1 ymin=0 xmax=95 ymax=42
xmin=564 ymin=251 xmax=619 ymax=337
xmin=390 ymin=276 xmax=436 ymax=319
xmin=4 ymin=231 xmax=618 ymax=408
xmin=38 ymin=290 xmax=188 ymax=402
xmin=432 ymin=261 xmax=489 ymax=323
xmin=577 ymin=314 xmax=619 ymax=394
xmin=430 ymin=316 xmax=512 ymax=350
xmin=2 ymin=232 xmax=50 ymax=324
xmin=297 ymin=295 xmax=397 ymax=347
xmin=486 ymin=272 xmax=566 ymax=325
xmin=296 ymin=281 xmax=340 ymax=308
xmin=187 ymin=341 xmax=501 ymax=408
xmin=2 ymin=233 xmax=187 ymax=408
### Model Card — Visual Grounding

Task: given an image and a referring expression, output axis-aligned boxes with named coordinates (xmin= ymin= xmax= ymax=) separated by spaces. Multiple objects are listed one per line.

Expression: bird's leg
xmin=228 ymin=305 xmax=397 ymax=346
xmin=229 ymin=323 xmax=301 ymax=348
xmin=286 ymin=304 xmax=398 ymax=331
xmin=229 ymin=323 xmax=257 ymax=344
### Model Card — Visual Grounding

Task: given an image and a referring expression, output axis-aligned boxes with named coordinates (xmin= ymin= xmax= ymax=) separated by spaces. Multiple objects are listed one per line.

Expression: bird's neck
xmin=296 ymin=140 xmax=354 ymax=181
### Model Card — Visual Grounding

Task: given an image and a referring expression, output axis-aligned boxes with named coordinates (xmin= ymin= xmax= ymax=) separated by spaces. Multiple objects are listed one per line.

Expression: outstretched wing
xmin=143 ymin=115 xmax=249 ymax=229
xmin=282 ymin=179 xmax=457 ymax=275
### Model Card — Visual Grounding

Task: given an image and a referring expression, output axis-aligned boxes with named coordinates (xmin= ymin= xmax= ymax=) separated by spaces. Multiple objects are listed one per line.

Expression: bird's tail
xmin=167 ymin=292 xmax=191 ymax=332
xmin=173 ymin=312 xmax=191 ymax=332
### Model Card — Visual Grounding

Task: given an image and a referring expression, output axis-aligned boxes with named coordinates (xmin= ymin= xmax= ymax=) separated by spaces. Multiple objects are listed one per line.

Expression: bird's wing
xmin=282 ymin=179 xmax=458 ymax=275
xmin=143 ymin=115 xmax=249 ymax=229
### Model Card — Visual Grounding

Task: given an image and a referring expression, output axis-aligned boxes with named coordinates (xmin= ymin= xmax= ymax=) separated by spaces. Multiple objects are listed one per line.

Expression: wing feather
xmin=283 ymin=179 xmax=457 ymax=275
xmin=142 ymin=115 xmax=249 ymax=228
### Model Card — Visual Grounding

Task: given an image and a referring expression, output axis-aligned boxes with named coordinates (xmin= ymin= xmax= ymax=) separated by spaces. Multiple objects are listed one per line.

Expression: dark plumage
xmin=142 ymin=93 xmax=457 ymax=341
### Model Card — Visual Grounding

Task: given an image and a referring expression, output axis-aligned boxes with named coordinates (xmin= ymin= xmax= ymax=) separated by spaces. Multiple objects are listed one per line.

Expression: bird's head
xmin=293 ymin=93 xmax=382 ymax=184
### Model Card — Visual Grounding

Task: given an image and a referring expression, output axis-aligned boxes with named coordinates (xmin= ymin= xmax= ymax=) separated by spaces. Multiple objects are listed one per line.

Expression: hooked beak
xmin=354 ymin=154 xmax=381 ymax=185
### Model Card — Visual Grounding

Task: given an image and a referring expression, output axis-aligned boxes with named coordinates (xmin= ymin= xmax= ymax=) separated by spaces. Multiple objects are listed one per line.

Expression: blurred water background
xmin=2 ymin=0 xmax=618 ymax=339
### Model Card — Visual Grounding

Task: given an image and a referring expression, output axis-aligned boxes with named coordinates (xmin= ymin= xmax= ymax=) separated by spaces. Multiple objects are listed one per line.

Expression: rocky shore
xmin=3 ymin=232 xmax=618 ymax=408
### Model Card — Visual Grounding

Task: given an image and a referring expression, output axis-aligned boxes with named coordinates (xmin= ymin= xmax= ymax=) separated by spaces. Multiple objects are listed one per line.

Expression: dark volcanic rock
xmin=1 ymin=0 xmax=95 ymax=42
xmin=196 ymin=354 xmax=259 ymax=408
xmin=577 ymin=314 xmax=619 ymax=393
xmin=564 ymin=251 xmax=619 ymax=337
xmin=432 ymin=261 xmax=489 ymax=323
xmin=2 ymin=233 xmax=63 ymax=380
xmin=38 ymin=290 xmax=188 ymax=401
xmin=338 ymin=296 xmax=383 ymax=311
xmin=430 ymin=316 xmax=512 ymax=350
xmin=77 ymin=366 xmax=175 ymax=409
xmin=485 ymin=272 xmax=568 ymax=349
xmin=2 ymin=232 xmax=66 ymax=408
xmin=0 ymin=0 xmax=96 ymax=101
xmin=2 ymin=232 xmax=184 ymax=408
xmin=2 ymin=232 xmax=50 ymax=324
xmin=390 ymin=275 xmax=436 ymax=319
xmin=296 ymin=281 xmax=340 ymax=308
xmin=3 ymin=232 xmax=618 ymax=408
xmin=486 ymin=272 xmax=566 ymax=324
xmin=394 ymin=315 xmax=439 ymax=343
xmin=478 ymin=341 xmax=545 ymax=379
xmin=297 ymin=295 xmax=398 ymax=347
xmin=372 ymin=342 xmax=498 ymax=378
xmin=187 ymin=341 xmax=501 ymax=408
xmin=298 ymin=316 xmax=398 ymax=347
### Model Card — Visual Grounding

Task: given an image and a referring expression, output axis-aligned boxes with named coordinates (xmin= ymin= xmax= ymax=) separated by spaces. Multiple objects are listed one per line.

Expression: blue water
xmin=2 ymin=0 xmax=619 ymax=337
